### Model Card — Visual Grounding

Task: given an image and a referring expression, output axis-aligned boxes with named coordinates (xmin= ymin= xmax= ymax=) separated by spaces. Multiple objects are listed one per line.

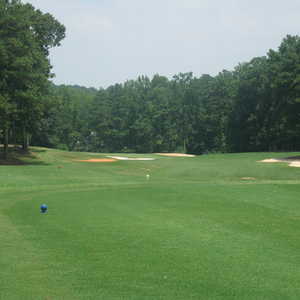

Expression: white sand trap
xmin=260 ymin=159 xmax=285 ymax=163
xmin=289 ymin=162 xmax=300 ymax=168
xmin=107 ymin=156 xmax=155 ymax=161
xmin=241 ymin=177 xmax=256 ymax=180
xmin=259 ymin=157 xmax=300 ymax=168
xmin=156 ymin=153 xmax=196 ymax=157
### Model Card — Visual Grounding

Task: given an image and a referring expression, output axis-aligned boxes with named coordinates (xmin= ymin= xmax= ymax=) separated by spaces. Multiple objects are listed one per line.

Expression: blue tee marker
xmin=40 ymin=204 xmax=48 ymax=213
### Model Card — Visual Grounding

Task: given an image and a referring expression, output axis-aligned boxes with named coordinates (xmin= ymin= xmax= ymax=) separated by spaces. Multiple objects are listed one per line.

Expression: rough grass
xmin=0 ymin=148 xmax=300 ymax=299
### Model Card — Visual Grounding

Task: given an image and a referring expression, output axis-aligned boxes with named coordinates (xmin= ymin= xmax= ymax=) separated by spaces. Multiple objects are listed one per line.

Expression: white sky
xmin=26 ymin=0 xmax=300 ymax=88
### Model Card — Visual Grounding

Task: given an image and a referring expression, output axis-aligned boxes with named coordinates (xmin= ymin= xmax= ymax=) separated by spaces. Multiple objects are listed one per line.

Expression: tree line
xmin=31 ymin=35 xmax=299 ymax=154
xmin=0 ymin=1 xmax=299 ymax=156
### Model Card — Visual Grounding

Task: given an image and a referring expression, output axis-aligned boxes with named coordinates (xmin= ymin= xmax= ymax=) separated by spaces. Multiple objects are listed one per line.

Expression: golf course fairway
xmin=1 ymin=147 xmax=300 ymax=300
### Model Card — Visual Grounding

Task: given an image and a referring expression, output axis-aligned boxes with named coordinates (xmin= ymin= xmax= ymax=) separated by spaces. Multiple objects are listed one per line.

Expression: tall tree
xmin=0 ymin=0 xmax=65 ymax=157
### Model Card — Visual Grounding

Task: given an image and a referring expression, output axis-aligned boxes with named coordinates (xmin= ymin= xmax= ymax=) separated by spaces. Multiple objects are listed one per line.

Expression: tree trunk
xmin=22 ymin=126 xmax=29 ymax=151
xmin=183 ymin=137 xmax=187 ymax=154
xmin=3 ymin=127 xmax=9 ymax=160
xmin=12 ymin=123 xmax=17 ymax=149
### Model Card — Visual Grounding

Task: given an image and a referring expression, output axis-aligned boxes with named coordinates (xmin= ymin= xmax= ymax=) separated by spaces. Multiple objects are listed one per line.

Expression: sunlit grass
xmin=0 ymin=148 xmax=300 ymax=299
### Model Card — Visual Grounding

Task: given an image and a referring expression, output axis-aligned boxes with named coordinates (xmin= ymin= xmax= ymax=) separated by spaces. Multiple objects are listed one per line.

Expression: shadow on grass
xmin=30 ymin=148 xmax=47 ymax=153
xmin=0 ymin=146 xmax=49 ymax=166
xmin=285 ymin=156 xmax=300 ymax=160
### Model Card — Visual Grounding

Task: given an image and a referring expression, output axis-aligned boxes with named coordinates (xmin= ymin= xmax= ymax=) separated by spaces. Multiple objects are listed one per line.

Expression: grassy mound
xmin=1 ymin=147 xmax=300 ymax=299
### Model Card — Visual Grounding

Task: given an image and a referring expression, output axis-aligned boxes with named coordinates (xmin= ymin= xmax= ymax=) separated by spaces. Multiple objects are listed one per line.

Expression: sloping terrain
xmin=1 ymin=148 xmax=300 ymax=299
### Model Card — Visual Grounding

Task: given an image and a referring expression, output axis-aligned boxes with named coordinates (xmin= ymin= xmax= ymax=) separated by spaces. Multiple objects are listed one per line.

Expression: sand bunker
xmin=107 ymin=156 xmax=155 ymax=161
xmin=241 ymin=177 xmax=256 ymax=180
xmin=260 ymin=159 xmax=284 ymax=163
xmin=75 ymin=158 xmax=117 ymax=163
xmin=260 ymin=157 xmax=300 ymax=168
xmin=289 ymin=161 xmax=300 ymax=168
xmin=156 ymin=153 xmax=196 ymax=157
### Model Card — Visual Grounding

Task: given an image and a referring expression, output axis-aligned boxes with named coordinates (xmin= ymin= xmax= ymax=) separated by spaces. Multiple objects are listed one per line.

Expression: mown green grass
xmin=1 ymin=148 xmax=300 ymax=299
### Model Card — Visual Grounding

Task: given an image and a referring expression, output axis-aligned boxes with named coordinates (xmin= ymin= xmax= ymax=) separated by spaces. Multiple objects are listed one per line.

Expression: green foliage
xmin=0 ymin=0 xmax=65 ymax=155
xmin=34 ymin=35 xmax=299 ymax=154
xmin=1 ymin=3 xmax=298 ymax=156
xmin=228 ymin=35 xmax=300 ymax=152
xmin=31 ymin=84 xmax=98 ymax=151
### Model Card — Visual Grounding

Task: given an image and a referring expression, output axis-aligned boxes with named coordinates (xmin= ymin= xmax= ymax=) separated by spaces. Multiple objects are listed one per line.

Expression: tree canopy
xmin=32 ymin=35 xmax=300 ymax=154
xmin=0 ymin=1 xmax=298 ymax=155
xmin=0 ymin=0 xmax=65 ymax=157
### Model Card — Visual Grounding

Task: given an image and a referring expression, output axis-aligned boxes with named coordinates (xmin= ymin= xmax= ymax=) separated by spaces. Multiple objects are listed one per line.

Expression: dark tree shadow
xmin=30 ymin=148 xmax=47 ymax=153
xmin=284 ymin=156 xmax=300 ymax=160
xmin=0 ymin=146 xmax=49 ymax=166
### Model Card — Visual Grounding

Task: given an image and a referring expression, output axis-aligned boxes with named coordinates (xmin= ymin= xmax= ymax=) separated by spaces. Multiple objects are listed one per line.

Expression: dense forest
xmin=1 ymin=1 xmax=299 ymax=156
xmin=31 ymin=35 xmax=300 ymax=154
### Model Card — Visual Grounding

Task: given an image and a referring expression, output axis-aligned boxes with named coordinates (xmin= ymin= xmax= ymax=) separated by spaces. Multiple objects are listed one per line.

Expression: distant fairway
xmin=1 ymin=148 xmax=300 ymax=300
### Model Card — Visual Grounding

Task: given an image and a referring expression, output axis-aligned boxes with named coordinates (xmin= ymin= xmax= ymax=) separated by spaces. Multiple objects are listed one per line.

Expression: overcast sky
xmin=26 ymin=0 xmax=299 ymax=88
